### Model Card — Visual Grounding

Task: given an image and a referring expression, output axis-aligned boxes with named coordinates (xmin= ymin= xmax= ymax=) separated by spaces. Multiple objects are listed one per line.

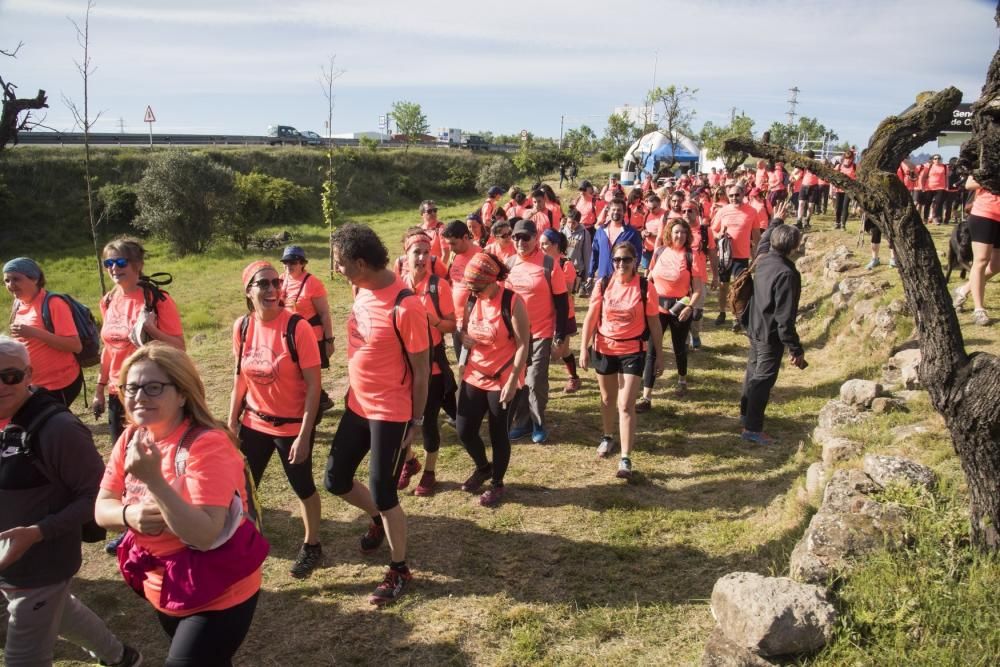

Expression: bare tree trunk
xmin=319 ymin=55 xmax=344 ymax=280
xmin=1 ymin=42 xmax=49 ymax=152
xmin=725 ymin=53 xmax=1000 ymax=549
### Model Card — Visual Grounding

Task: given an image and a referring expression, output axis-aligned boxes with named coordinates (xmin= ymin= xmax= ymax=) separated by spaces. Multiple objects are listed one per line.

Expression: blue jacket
xmin=590 ymin=224 xmax=643 ymax=280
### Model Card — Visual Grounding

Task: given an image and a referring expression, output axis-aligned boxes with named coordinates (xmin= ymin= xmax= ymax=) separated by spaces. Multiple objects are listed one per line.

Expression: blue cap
xmin=281 ymin=245 xmax=306 ymax=262
xmin=488 ymin=186 xmax=504 ymax=196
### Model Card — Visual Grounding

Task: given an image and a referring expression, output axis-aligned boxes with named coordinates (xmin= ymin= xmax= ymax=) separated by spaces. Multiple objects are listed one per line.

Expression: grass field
xmin=2 ymin=163 xmax=999 ymax=665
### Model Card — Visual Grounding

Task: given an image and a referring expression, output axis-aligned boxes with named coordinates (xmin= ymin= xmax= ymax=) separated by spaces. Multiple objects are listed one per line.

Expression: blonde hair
xmin=118 ymin=342 xmax=237 ymax=447
xmin=102 ymin=237 xmax=146 ymax=265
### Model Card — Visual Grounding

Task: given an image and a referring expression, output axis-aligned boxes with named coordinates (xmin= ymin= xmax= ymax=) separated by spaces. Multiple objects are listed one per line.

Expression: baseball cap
xmin=487 ymin=186 xmax=504 ymax=197
xmin=578 ymin=179 xmax=593 ymax=191
xmin=512 ymin=219 xmax=537 ymax=237
xmin=281 ymin=245 xmax=306 ymax=262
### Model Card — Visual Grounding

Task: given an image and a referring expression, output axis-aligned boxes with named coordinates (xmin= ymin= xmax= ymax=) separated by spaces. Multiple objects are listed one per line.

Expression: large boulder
xmin=805 ymin=462 xmax=828 ymax=499
xmin=839 ymin=379 xmax=882 ymax=408
xmin=702 ymin=627 xmax=776 ymax=667
xmin=822 ymin=437 xmax=863 ymax=466
xmin=710 ymin=572 xmax=837 ymax=657
xmin=789 ymin=469 xmax=906 ymax=584
xmin=863 ymin=454 xmax=937 ymax=490
xmin=838 ymin=277 xmax=888 ymax=302
xmin=817 ymin=399 xmax=868 ymax=430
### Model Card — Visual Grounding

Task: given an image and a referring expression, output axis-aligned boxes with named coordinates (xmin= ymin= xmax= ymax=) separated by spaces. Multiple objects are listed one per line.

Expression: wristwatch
xmin=412 ymin=417 xmax=425 ymax=427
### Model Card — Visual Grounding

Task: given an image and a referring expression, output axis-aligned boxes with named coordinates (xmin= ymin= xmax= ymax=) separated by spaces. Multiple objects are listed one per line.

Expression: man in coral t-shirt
xmin=419 ymin=200 xmax=448 ymax=263
xmin=505 ymin=219 xmax=570 ymax=444
xmin=712 ymin=184 xmax=761 ymax=330
xmin=442 ymin=220 xmax=484 ymax=355
xmin=326 ymin=223 xmax=430 ymax=607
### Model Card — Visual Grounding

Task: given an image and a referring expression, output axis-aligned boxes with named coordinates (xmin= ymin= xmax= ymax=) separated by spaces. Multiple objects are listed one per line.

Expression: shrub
xmin=225 ymin=172 xmax=312 ymax=250
xmin=133 ymin=152 xmax=234 ymax=255
xmin=358 ymin=136 xmax=379 ymax=151
xmin=444 ymin=162 xmax=477 ymax=193
xmin=96 ymin=183 xmax=139 ymax=235
xmin=476 ymin=156 xmax=518 ymax=194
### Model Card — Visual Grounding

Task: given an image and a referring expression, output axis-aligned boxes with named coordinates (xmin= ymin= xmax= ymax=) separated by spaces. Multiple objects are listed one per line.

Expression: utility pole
xmin=730 ymin=107 xmax=737 ymax=124
xmin=118 ymin=116 xmax=125 ymax=133
xmin=559 ymin=114 xmax=565 ymax=149
xmin=786 ymin=86 xmax=800 ymax=126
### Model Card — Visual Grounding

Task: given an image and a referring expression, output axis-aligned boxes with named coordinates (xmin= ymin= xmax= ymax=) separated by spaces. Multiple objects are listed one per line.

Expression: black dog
xmin=946 ymin=218 xmax=973 ymax=282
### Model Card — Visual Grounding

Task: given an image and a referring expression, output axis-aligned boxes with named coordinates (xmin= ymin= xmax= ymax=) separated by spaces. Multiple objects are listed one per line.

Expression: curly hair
xmin=330 ymin=223 xmax=389 ymax=270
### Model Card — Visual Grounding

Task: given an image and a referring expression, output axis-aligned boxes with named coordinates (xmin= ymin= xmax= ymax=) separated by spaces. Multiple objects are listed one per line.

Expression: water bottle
xmin=669 ymin=296 xmax=691 ymax=317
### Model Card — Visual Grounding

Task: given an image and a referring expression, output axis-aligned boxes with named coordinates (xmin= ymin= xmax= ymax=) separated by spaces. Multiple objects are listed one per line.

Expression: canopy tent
xmin=620 ymin=131 xmax=701 ymax=185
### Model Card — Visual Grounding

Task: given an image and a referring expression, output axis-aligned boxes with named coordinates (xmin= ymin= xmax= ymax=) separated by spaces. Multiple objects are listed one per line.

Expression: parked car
xmin=266 ymin=125 xmax=303 ymax=146
xmin=300 ymin=130 xmax=323 ymax=146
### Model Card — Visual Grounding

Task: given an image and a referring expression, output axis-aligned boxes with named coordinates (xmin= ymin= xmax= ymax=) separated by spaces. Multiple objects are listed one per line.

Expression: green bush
xmin=475 ymin=155 xmax=518 ymax=194
xmin=96 ymin=183 xmax=139 ymax=235
xmin=226 ymin=172 xmax=312 ymax=250
xmin=133 ymin=152 xmax=235 ymax=255
xmin=358 ymin=136 xmax=379 ymax=151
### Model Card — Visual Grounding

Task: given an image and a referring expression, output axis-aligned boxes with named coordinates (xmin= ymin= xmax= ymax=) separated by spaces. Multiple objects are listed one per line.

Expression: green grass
xmin=2 ymin=162 xmax=999 ymax=665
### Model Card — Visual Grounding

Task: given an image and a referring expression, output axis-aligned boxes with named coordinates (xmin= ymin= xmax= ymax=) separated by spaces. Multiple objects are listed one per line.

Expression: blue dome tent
xmin=620 ymin=131 xmax=701 ymax=185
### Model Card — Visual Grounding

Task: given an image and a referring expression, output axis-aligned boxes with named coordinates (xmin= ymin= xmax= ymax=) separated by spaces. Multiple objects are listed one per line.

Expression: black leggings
xmin=421 ymin=373 xmax=444 ymax=453
xmin=834 ymin=193 xmax=850 ymax=228
xmin=456 ymin=381 xmax=512 ymax=487
xmin=156 ymin=591 xmax=259 ymax=667
xmin=240 ymin=425 xmax=317 ymax=500
xmin=922 ymin=189 xmax=946 ymax=221
xmin=324 ymin=407 xmax=408 ymax=511
xmin=52 ymin=372 xmax=83 ymax=408
xmin=643 ymin=312 xmax=691 ymax=389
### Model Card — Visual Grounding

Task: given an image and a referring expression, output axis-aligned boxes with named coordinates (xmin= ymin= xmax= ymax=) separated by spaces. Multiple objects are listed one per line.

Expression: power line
xmin=786 ymin=86 xmax=800 ymax=126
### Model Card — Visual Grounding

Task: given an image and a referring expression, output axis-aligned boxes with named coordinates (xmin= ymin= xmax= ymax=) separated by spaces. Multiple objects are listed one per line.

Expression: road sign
xmin=520 ymin=129 xmax=528 ymax=141
xmin=943 ymin=102 xmax=973 ymax=133
xmin=144 ymin=106 xmax=156 ymax=123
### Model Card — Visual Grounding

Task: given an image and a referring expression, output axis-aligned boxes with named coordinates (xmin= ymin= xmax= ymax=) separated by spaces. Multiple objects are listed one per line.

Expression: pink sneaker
xmin=479 ymin=485 xmax=505 ymax=507
xmin=397 ymin=457 xmax=421 ymax=490
xmin=564 ymin=377 xmax=581 ymax=394
xmin=414 ymin=471 xmax=437 ymax=497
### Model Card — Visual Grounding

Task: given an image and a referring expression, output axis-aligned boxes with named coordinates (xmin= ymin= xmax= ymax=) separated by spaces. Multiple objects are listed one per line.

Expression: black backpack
xmin=236 ymin=313 xmax=305 ymax=375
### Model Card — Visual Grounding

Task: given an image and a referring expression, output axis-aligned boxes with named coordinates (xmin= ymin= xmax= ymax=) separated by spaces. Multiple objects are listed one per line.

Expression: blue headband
xmin=542 ymin=229 xmax=561 ymax=244
xmin=2 ymin=257 xmax=41 ymax=281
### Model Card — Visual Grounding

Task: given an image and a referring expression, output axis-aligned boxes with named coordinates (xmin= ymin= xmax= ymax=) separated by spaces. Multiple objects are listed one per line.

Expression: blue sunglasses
xmin=103 ymin=258 xmax=129 ymax=269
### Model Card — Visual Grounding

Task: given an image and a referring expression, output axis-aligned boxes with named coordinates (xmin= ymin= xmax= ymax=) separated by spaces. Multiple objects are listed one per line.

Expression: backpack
xmin=236 ymin=313 xmax=305 ymax=376
xmin=389 ymin=288 xmax=433 ymax=386
xmin=718 ymin=233 xmax=734 ymax=273
xmin=282 ymin=273 xmax=323 ymax=328
xmin=173 ymin=424 xmax=264 ymax=535
xmin=597 ymin=275 xmax=651 ymax=342
xmin=102 ymin=272 xmax=173 ymax=347
xmin=39 ymin=293 xmax=101 ymax=367
xmin=0 ymin=397 xmax=107 ymax=542
xmin=728 ymin=256 xmax=760 ymax=323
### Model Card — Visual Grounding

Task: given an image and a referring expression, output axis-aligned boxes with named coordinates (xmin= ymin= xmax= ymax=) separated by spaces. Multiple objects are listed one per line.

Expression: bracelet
xmin=122 ymin=504 xmax=132 ymax=530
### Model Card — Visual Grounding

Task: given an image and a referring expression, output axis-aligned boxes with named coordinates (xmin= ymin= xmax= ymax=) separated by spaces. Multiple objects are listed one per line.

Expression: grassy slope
xmin=1 ymin=162 xmax=998 ymax=666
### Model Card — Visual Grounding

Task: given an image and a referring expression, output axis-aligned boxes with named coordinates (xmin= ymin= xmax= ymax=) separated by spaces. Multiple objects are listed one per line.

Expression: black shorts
xmin=239 ymin=424 xmax=317 ymax=500
xmin=719 ymin=257 xmax=749 ymax=284
xmin=324 ymin=407 xmax=410 ymax=512
xmin=800 ymin=184 xmax=818 ymax=202
xmin=564 ymin=317 xmax=579 ymax=337
xmin=590 ymin=348 xmax=645 ymax=377
xmin=968 ymin=214 xmax=1000 ymax=247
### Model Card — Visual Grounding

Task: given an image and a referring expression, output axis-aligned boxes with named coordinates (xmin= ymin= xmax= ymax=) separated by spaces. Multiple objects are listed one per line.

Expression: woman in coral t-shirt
xmin=541 ymin=229 xmax=582 ymax=394
xmin=921 ymin=154 xmax=949 ymax=225
xmin=953 ymin=177 xmax=1000 ymax=326
xmin=96 ymin=343 xmax=265 ymax=665
xmin=229 ymin=261 xmax=322 ymax=579
xmin=579 ymin=241 xmax=664 ymax=480
xmin=456 ymin=253 xmax=530 ymax=508
xmin=3 ymin=257 xmax=83 ymax=406
xmin=484 ymin=220 xmax=516 ymax=261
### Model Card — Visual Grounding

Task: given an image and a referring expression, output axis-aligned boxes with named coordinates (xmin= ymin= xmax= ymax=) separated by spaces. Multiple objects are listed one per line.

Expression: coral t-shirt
xmin=280 ymin=272 xmax=328 ymax=341
xmin=712 ymin=204 xmax=758 ymax=259
xmin=546 ymin=202 xmax=563 ymax=229
xmin=11 ymin=289 xmax=80 ymax=390
xmin=484 ymin=240 xmax=516 ymax=262
xmin=925 ymin=164 xmax=948 ymax=191
xmin=100 ymin=288 xmax=184 ymax=393
xmin=749 ymin=199 xmax=771 ymax=230
xmin=575 ymin=194 xmax=599 ymax=228
xmin=768 ymin=169 xmax=786 ymax=191
xmin=233 ymin=311 xmax=321 ymax=437
xmin=529 ymin=209 xmax=552 ymax=234
xmin=649 ymin=246 xmax=706 ymax=303
xmin=643 ymin=211 xmax=666 ymax=252
xmin=755 ymin=168 xmax=769 ymax=190
xmin=346 ymin=277 xmax=430 ymax=422
xmin=504 ymin=200 xmax=527 ymax=219
xmin=100 ymin=422 xmax=262 ymax=616
xmin=420 ymin=221 xmax=447 ymax=262
xmin=449 ymin=246 xmax=482 ymax=328
xmin=802 ymin=169 xmax=819 ymax=187
xmin=481 ymin=199 xmax=498 ymax=225
xmin=403 ymin=272 xmax=454 ymax=375
xmin=462 ymin=289 xmax=526 ymax=392
xmin=590 ymin=274 xmax=659 ymax=356
xmin=971 ymin=189 xmax=1000 ymax=222
xmin=558 ymin=258 xmax=577 ymax=317
xmin=505 ymin=248 xmax=567 ymax=339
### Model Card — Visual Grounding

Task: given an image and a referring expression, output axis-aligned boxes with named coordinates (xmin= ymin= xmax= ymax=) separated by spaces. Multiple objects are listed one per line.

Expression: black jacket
xmin=747 ymin=252 xmax=803 ymax=357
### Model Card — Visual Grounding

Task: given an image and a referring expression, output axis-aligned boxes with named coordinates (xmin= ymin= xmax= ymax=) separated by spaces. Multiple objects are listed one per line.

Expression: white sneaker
xmin=596 ymin=435 xmax=616 ymax=458
xmin=973 ymin=309 xmax=990 ymax=326
xmin=952 ymin=286 xmax=970 ymax=310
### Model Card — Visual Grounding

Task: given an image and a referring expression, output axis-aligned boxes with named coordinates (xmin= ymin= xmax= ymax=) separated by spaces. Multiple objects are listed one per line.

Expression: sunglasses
xmin=513 ymin=234 xmax=532 ymax=242
xmin=103 ymin=257 xmax=129 ymax=269
xmin=252 ymin=278 xmax=282 ymax=290
xmin=281 ymin=258 xmax=303 ymax=265
xmin=612 ymin=256 xmax=635 ymax=265
xmin=498 ymin=233 xmax=512 ymax=239
xmin=425 ymin=208 xmax=438 ymax=214
xmin=123 ymin=381 xmax=175 ymax=398
xmin=0 ymin=368 xmax=27 ymax=385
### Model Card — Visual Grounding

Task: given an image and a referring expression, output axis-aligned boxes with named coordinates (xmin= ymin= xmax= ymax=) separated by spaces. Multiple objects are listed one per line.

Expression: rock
xmin=702 ymin=627 xmax=776 ymax=667
xmin=711 ymin=572 xmax=837 ymax=657
xmin=887 ymin=299 xmax=909 ymax=316
xmin=838 ymin=277 xmax=888 ymax=302
xmin=870 ymin=306 xmax=898 ymax=341
xmin=830 ymin=292 xmax=849 ymax=311
xmin=795 ymin=254 xmax=820 ymax=273
xmin=890 ymin=423 xmax=932 ymax=444
xmin=839 ymin=379 xmax=882 ymax=408
xmin=789 ymin=470 xmax=906 ymax=584
xmin=881 ymin=365 xmax=902 ymax=386
xmin=863 ymin=454 xmax=937 ymax=490
xmin=870 ymin=397 xmax=907 ymax=414
xmin=817 ymin=400 xmax=868 ymax=430
xmin=805 ymin=462 xmax=828 ymax=498
xmin=822 ymin=437 xmax=863 ymax=466
xmin=901 ymin=363 xmax=921 ymax=389
xmin=825 ymin=259 xmax=861 ymax=274
xmin=853 ymin=298 xmax=878 ymax=320
xmin=888 ymin=348 xmax=921 ymax=370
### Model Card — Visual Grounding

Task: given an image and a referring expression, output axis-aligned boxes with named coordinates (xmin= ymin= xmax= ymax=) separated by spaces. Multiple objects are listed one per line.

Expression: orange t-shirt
xmin=802 ymin=169 xmax=819 ymax=187
xmin=484 ymin=240 xmax=516 ymax=262
xmin=280 ymin=272 xmax=328 ymax=341
xmin=403 ymin=272 xmax=454 ymax=375
xmin=449 ymin=246 xmax=482 ymax=327
xmin=589 ymin=274 xmax=659 ymax=356
xmin=462 ymin=289 xmax=526 ymax=392
xmin=420 ymin=221 xmax=447 ymax=261
xmin=749 ymin=199 xmax=771 ymax=230
xmin=768 ymin=168 xmax=786 ymax=191
xmin=649 ymin=246 xmax=706 ymax=303
xmin=100 ymin=422 xmax=262 ymax=616
xmin=504 ymin=200 xmax=528 ymax=219
xmin=558 ymin=257 xmax=577 ymax=317
xmin=11 ymin=289 xmax=80 ymax=390
xmin=100 ymin=288 xmax=184 ymax=392
xmin=712 ymin=204 xmax=758 ymax=259
xmin=505 ymin=249 xmax=567 ymax=338
xmin=575 ymin=194 xmax=599 ymax=228
xmin=971 ymin=189 xmax=1000 ymax=222
xmin=925 ymin=164 xmax=948 ymax=191
xmin=481 ymin=199 xmax=498 ymax=225
xmin=755 ymin=168 xmax=769 ymax=190
xmin=546 ymin=202 xmax=563 ymax=229
xmin=529 ymin=209 xmax=552 ymax=234
xmin=233 ymin=311 xmax=321 ymax=437
xmin=346 ymin=277 xmax=430 ymax=422
xmin=643 ymin=211 xmax=666 ymax=252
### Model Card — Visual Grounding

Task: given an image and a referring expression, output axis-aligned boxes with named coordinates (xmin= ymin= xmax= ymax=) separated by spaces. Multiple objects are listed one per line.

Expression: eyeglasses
xmin=123 ymin=381 xmax=175 ymax=398
xmin=0 ymin=368 xmax=27 ymax=385
xmin=498 ymin=233 xmax=512 ymax=239
xmin=252 ymin=278 xmax=282 ymax=290
xmin=103 ymin=257 xmax=129 ymax=269
xmin=612 ymin=256 xmax=635 ymax=265
xmin=727 ymin=192 xmax=742 ymax=198
xmin=424 ymin=208 xmax=438 ymax=214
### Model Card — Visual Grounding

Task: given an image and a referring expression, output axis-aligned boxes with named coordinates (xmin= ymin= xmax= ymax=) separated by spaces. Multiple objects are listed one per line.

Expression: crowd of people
xmin=1 ymin=151 xmax=995 ymax=664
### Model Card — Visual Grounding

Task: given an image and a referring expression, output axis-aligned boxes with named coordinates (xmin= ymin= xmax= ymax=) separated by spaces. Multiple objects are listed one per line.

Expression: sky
xmin=1 ymin=0 xmax=997 ymax=153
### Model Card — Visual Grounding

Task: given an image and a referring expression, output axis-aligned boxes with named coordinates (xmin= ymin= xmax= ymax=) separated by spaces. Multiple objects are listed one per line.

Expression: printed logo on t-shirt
xmin=103 ymin=320 xmax=132 ymax=350
xmin=604 ymin=297 xmax=637 ymax=325
xmin=347 ymin=308 xmax=372 ymax=348
xmin=467 ymin=318 xmax=497 ymax=347
xmin=508 ymin=268 xmax=536 ymax=292
xmin=242 ymin=345 xmax=279 ymax=386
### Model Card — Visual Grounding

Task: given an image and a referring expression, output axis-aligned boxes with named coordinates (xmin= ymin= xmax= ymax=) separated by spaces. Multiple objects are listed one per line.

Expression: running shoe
xmin=596 ymin=435 xmax=616 ymax=458
xmin=616 ymin=457 xmax=633 ymax=480
xmin=675 ymin=379 xmax=688 ymax=397
xmin=635 ymin=397 xmax=651 ymax=414
xmin=104 ymin=532 xmax=124 ymax=556
xmin=973 ymin=309 xmax=990 ymax=326
xmin=741 ymin=430 xmax=775 ymax=445
xmin=952 ymin=286 xmax=970 ymax=310
xmin=397 ymin=457 xmax=421 ymax=490
xmin=443 ymin=416 xmax=457 ymax=429
xmin=368 ymin=567 xmax=413 ymax=606
xmin=731 ymin=321 xmax=742 ymax=333
xmin=318 ymin=390 xmax=335 ymax=413
xmin=714 ymin=312 xmax=726 ymax=326
xmin=290 ymin=543 xmax=322 ymax=579
xmin=414 ymin=471 xmax=436 ymax=497
xmin=508 ymin=424 xmax=532 ymax=440
xmin=564 ymin=377 xmax=581 ymax=394
xmin=461 ymin=465 xmax=493 ymax=492
xmin=865 ymin=257 xmax=881 ymax=270
xmin=360 ymin=520 xmax=386 ymax=554
xmin=479 ymin=485 xmax=505 ymax=507
xmin=100 ymin=644 xmax=143 ymax=667
xmin=531 ymin=425 xmax=548 ymax=444
xmin=691 ymin=335 xmax=702 ymax=350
